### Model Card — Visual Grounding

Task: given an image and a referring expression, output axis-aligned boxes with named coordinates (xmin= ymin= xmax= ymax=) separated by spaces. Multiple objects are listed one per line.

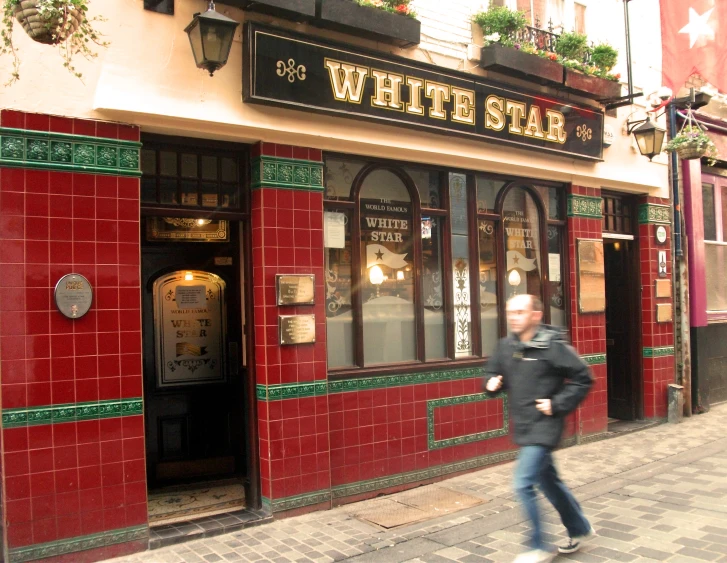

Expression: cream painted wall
xmin=0 ymin=0 xmax=668 ymax=196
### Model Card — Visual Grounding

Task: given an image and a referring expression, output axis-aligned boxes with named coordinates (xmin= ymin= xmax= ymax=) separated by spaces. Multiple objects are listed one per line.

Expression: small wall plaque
xmin=276 ymin=275 xmax=315 ymax=306
xmin=657 ymin=303 xmax=673 ymax=323
xmin=655 ymin=225 xmax=668 ymax=245
xmin=279 ymin=315 xmax=316 ymax=345
xmin=655 ymin=279 xmax=672 ymax=299
xmin=54 ymin=274 xmax=93 ymax=319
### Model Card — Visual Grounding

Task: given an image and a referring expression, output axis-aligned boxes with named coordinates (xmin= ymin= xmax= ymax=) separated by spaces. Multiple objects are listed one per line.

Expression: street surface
xmin=108 ymin=404 xmax=727 ymax=563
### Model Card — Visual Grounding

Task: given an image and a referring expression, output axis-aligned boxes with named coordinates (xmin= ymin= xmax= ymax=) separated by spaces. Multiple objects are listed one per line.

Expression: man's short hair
xmin=507 ymin=293 xmax=543 ymax=312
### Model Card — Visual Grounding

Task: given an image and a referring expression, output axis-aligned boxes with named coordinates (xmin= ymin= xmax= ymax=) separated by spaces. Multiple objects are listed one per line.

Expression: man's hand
xmin=486 ymin=375 xmax=503 ymax=392
xmin=535 ymin=399 xmax=552 ymax=416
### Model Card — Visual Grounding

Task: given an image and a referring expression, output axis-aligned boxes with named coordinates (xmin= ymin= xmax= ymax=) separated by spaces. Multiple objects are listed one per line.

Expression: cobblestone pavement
xmin=108 ymin=404 xmax=727 ymax=563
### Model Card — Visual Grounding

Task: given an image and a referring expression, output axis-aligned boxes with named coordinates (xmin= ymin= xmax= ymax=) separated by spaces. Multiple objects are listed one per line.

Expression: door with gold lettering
xmin=142 ymin=220 xmax=246 ymax=488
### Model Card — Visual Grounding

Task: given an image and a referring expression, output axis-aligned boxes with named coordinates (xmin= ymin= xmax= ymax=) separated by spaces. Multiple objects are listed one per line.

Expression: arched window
xmin=324 ymin=157 xmax=567 ymax=374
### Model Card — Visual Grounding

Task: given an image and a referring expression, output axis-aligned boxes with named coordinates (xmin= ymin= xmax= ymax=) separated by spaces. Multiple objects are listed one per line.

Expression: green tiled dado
xmin=262 ymin=490 xmax=331 ymax=513
xmin=637 ymin=203 xmax=671 ymax=224
xmin=582 ymin=354 xmax=607 ymax=366
xmin=7 ymin=524 xmax=148 ymax=563
xmin=643 ymin=346 xmax=675 ymax=358
xmin=1 ymin=398 xmax=143 ymax=429
xmin=0 ymin=127 xmax=141 ymax=176
xmin=567 ymin=195 xmax=602 ymax=219
xmin=250 ymin=155 xmax=324 ymax=191
xmin=256 ymin=381 xmax=328 ymax=401
xmin=427 ymin=392 xmax=508 ymax=450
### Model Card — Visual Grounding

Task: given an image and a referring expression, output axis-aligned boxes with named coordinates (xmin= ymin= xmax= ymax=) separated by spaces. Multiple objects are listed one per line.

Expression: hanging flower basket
xmin=13 ymin=0 xmax=82 ymax=44
xmin=675 ymin=143 xmax=708 ymax=161
xmin=664 ymin=108 xmax=718 ymax=161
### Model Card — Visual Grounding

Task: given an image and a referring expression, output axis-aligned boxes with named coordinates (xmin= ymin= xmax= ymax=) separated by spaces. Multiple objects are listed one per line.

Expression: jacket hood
xmin=512 ymin=324 xmax=569 ymax=350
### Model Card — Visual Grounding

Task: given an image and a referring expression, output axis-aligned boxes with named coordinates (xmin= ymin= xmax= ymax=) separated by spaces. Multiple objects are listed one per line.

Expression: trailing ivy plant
xmin=1 ymin=0 xmax=108 ymax=84
xmin=354 ymin=0 xmax=417 ymax=18
xmin=472 ymin=5 xmax=527 ymax=47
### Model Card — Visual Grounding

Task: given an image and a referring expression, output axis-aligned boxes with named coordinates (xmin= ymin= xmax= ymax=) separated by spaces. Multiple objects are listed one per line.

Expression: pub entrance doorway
xmin=602 ymin=193 xmax=642 ymax=421
xmin=139 ymin=137 xmax=258 ymax=525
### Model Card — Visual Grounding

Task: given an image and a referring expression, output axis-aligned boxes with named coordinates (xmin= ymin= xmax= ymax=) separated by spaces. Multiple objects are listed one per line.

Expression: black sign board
xmin=244 ymin=24 xmax=604 ymax=161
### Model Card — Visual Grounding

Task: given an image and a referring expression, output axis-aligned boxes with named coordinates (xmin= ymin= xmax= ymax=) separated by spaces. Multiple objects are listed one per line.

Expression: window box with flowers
xmin=561 ymin=40 xmax=622 ymax=100
xmin=233 ymin=0 xmax=316 ymax=21
xmin=315 ymin=0 xmax=420 ymax=47
xmin=480 ymin=41 xmax=564 ymax=85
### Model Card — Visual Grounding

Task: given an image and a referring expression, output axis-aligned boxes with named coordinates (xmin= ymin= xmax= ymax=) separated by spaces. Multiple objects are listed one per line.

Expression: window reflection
xmin=503 ymin=187 xmax=542 ymax=302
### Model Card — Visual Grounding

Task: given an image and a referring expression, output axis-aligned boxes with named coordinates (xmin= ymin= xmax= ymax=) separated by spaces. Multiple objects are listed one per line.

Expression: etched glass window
xmin=360 ymin=171 xmax=416 ymax=365
xmin=450 ymin=173 xmax=472 ymax=358
xmin=478 ymin=219 xmax=498 ymax=356
xmin=423 ymin=216 xmax=446 ymax=360
xmin=325 ymin=209 xmax=354 ymax=368
xmin=503 ymin=187 xmax=542 ymax=302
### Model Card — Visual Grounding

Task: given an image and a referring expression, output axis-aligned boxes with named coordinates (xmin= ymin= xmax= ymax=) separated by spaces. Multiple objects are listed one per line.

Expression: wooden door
xmin=142 ymin=220 xmax=245 ymax=487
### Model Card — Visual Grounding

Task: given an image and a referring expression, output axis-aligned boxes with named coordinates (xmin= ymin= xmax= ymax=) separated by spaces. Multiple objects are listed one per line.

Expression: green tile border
xmin=643 ymin=346 xmax=675 ymax=358
xmin=427 ymin=392 xmax=508 ymax=450
xmin=567 ymin=195 xmax=602 ymax=219
xmin=256 ymin=381 xmax=328 ymax=401
xmin=262 ymin=490 xmax=332 ymax=513
xmin=637 ymin=203 xmax=671 ymax=225
xmin=7 ymin=524 xmax=148 ymax=563
xmin=2 ymin=398 xmax=143 ymax=429
xmin=332 ymin=448 xmax=518 ymax=499
xmin=582 ymin=353 xmax=607 ymax=366
xmin=0 ymin=127 xmax=141 ymax=177
xmin=251 ymin=156 xmax=324 ymax=191
xmin=328 ymin=367 xmax=486 ymax=394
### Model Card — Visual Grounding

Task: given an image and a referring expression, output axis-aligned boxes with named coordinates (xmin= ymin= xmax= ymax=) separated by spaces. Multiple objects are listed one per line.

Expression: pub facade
xmin=0 ymin=0 xmax=675 ymax=561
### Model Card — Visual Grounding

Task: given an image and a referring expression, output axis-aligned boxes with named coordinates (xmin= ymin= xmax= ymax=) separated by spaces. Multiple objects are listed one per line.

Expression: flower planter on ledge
xmin=563 ymin=69 xmax=622 ymax=101
xmin=480 ymin=43 xmax=563 ymax=86
xmin=315 ymin=0 xmax=421 ymax=47
xmin=228 ymin=0 xmax=316 ymax=21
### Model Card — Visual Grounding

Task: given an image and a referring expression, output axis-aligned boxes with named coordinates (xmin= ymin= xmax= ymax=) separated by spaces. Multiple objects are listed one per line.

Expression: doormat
xmin=148 ymin=480 xmax=246 ymax=526
xmin=352 ymin=486 xmax=484 ymax=529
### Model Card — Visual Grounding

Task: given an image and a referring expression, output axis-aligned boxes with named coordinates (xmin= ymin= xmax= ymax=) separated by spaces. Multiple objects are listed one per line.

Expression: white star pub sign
xmin=679 ymin=7 xmax=715 ymax=48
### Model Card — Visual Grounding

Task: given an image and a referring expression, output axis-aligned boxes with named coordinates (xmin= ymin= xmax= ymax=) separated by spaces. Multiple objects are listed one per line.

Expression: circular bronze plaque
xmin=54 ymin=274 xmax=93 ymax=319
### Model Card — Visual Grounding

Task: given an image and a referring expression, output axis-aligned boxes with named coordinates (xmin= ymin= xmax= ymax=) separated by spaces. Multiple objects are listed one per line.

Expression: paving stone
xmin=675 ymin=546 xmax=722 ymax=561
xmin=630 ymin=546 xmax=674 ymax=561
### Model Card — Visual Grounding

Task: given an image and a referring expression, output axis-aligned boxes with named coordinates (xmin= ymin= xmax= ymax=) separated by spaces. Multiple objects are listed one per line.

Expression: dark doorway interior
xmin=603 ymin=238 xmax=640 ymax=420
xmin=142 ymin=220 xmax=247 ymax=491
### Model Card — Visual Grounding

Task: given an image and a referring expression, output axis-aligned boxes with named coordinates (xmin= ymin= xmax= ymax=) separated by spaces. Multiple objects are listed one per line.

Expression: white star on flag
xmin=506 ymin=251 xmax=537 ymax=272
xmin=366 ymin=244 xmax=408 ymax=269
xmin=679 ymin=7 xmax=715 ymax=48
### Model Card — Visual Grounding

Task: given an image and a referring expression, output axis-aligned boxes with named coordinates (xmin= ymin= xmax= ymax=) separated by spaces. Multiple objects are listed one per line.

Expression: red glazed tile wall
xmin=0 ymin=110 xmax=146 ymax=558
xmin=639 ymin=196 xmax=675 ymax=419
xmin=328 ymin=379 xmax=516 ymax=494
xmin=250 ymin=143 xmax=331 ymax=506
xmin=567 ymin=186 xmax=608 ymax=436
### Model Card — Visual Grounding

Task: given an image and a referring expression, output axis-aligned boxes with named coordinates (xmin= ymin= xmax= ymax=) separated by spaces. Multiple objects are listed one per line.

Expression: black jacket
xmin=484 ymin=325 xmax=593 ymax=448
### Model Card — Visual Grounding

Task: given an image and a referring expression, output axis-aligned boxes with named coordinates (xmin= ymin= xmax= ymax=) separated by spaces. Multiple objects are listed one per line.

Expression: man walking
xmin=485 ymin=294 xmax=594 ymax=563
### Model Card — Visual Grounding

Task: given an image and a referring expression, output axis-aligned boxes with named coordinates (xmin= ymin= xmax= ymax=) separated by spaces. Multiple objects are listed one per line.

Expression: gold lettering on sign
xmin=546 ymin=109 xmax=567 ymax=144
xmin=451 ymin=87 xmax=476 ymax=125
xmin=371 ymin=69 xmax=404 ymax=111
xmin=485 ymin=95 xmax=506 ymax=131
xmin=325 ymin=59 xmax=369 ymax=103
xmin=405 ymin=77 xmax=424 ymax=115
xmin=524 ymin=106 xmax=546 ymax=139
xmin=425 ymin=81 xmax=451 ymax=120
xmin=506 ymin=100 xmax=527 ymax=135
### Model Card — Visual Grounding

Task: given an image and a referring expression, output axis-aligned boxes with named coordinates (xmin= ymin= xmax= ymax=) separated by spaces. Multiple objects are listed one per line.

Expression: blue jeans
xmin=514 ymin=445 xmax=591 ymax=550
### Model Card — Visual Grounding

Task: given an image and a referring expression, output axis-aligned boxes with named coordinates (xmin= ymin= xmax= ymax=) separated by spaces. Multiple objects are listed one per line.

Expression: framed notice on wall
xmin=577 ymin=239 xmax=606 ymax=314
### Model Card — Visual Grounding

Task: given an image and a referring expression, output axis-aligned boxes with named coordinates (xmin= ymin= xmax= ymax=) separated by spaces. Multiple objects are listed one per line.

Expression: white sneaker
xmin=558 ymin=526 xmax=596 ymax=554
xmin=513 ymin=549 xmax=555 ymax=563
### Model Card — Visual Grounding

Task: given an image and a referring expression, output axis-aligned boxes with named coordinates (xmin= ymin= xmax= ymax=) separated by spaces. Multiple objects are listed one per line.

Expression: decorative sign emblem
xmin=54 ymin=274 xmax=93 ymax=319
xmin=245 ymin=24 xmax=605 ymax=161
xmin=655 ymin=225 xmax=668 ymax=244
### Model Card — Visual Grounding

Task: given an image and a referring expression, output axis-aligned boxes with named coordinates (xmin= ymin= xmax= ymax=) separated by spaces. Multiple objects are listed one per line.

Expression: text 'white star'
xmin=679 ymin=7 xmax=715 ymax=48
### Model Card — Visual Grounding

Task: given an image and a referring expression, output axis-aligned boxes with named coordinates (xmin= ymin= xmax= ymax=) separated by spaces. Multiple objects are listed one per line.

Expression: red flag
xmin=660 ymin=0 xmax=727 ymax=93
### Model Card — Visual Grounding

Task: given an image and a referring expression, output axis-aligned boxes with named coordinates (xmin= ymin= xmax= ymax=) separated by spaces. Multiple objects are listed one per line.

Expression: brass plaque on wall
xmin=54 ymin=274 xmax=93 ymax=319
xmin=279 ymin=315 xmax=316 ymax=345
xmin=147 ymin=217 xmax=229 ymax=242
xmin=276 ymin=275 xmax=315 ymax=305
xmin=655 ymin=279 xmax=672 ymax=299
xmin=577 ymin=239 xmax=606 ymax=314
xmin=657 ymin=303 xmax=673 ymax=323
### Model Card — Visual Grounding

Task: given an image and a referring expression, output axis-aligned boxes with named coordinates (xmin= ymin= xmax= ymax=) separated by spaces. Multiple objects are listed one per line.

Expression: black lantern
xmin=627 ymin=116 xmax=667 ymax=161
xmin=185 ymin=1 xmax=239 ymax=77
